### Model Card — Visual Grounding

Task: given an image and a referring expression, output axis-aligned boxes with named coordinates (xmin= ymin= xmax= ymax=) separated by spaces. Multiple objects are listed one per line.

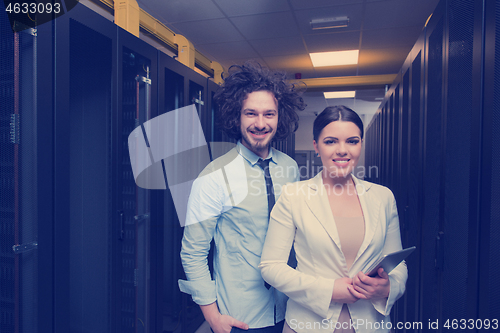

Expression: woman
xmin=259 ymin=106 xmax=407 ymax=333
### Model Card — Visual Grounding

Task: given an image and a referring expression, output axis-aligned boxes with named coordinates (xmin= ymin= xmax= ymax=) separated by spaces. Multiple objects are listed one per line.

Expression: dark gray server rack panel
xmin=69 ymin=19 xmax=112 ymax=333
xmin=1 ymin=3 xmax=39 ymax=332
xmin=421 ymin=14 xmax=444 ymax=325
xmin=364 ymin=0 xmax=498 ymax=330
xmin=479 ymin=0 xmax=500 ymax=323
xmin=0 ymin=2 xmax=241 ymax=332
xmin=1 ymin=7 xmax=17 ymax=333
xmin=407 ymin=51 xmax=423 ymax=331
xmin=442 ymin=0 xmax=474 ymax=322
xmin=487 ymin=0 xmax=500 ymax=319
xmin=392 ymin=84 xmax=400 ymax=198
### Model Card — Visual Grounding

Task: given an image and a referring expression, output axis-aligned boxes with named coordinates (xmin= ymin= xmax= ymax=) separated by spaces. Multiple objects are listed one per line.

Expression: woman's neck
xmin=321 ymin=171 xmax=355 ymax=195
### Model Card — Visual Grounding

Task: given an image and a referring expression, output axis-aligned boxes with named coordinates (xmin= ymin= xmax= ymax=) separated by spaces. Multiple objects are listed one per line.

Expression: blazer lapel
xmin=304 ymin=173 xmax=343 ymax=250
xmin=352 ymin=176 xmax=381 ymax=262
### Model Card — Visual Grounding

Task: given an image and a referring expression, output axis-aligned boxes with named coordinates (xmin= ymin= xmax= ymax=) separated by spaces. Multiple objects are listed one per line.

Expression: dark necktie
xmin=257 ymin=158 xmax=275 ymax=218
xmin=257 ymin=158 xmax=275 ymax=290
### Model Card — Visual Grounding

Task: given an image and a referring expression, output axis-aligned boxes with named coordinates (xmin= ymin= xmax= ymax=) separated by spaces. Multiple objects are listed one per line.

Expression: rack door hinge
xmin=13 ymin=241 xmax=38 ymax=254
xmin=22 ymin=27 xmax=37 ymax=36
xmin=12 ymin=21 xmax=36 ymax=35
xmin=10 ymin=114 xmax=20 ymax=144
xmin=135 ymin=75 xmax=151 ymax=85
xmin=134 ymin=213 xmax=150 ymax=222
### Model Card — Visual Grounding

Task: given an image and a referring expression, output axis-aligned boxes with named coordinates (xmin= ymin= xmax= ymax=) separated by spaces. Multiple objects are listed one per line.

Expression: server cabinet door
xmin=158 ymin=53 xmax=216 ymax=333
xmin=67 ymin=19 xmax=114 ymax=333
xmin=161 ymin=67 xmax=189 ymax=332
xmin=0 ymin=8 xmax=39 ymax=333
xmin=117 ymin=35 xmax=158 ymax=332
xmin=52 ymin=5 xmax=116 ymax=333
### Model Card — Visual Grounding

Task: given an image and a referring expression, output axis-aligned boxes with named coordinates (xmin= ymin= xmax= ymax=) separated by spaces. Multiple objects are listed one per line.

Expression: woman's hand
xmin=350 ymin=268 xmax=390 ymax=300
xmin=332 ymin=277 xmax=360 ymax=304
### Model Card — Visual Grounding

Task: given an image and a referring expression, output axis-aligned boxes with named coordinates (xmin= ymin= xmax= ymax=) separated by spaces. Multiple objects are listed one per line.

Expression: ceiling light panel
xmin=294 ymin=4 xmax=363 ymax=34
xmin=310 ymin=50 xmax=359 ymax=67
xmin=310 ymin=16 xmax=349 ymax=30
xmin=324 ymin=91 xmax=356 ymax=99
xmin=289 ymin=0 xmax=364 ymax=10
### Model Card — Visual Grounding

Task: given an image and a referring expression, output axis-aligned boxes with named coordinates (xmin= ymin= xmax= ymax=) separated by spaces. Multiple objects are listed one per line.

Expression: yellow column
xmin=211 ymin=61 xmax=224 ymax=85
xmin=174 ymin=34 xmax=195 ymax=69
xmin=115 ymin=0 xmax=140 ymax=37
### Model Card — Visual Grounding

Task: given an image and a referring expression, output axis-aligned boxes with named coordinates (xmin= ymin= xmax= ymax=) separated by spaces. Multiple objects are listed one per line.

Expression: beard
xmin=240 ymin=126 xmax=276 ymax=155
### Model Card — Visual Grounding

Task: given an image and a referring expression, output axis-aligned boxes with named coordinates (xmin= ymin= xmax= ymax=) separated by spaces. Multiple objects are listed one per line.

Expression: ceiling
xmin=134 ymin=0 xmax=440 ymax=117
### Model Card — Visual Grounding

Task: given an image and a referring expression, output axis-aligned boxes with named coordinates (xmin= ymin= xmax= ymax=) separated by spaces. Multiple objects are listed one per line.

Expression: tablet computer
xmin=364 ymin=246 xmax=416 ymax=277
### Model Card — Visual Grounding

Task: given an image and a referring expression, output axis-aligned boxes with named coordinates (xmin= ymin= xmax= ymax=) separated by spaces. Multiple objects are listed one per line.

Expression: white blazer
xmin=259 ymin=172 xmax=408 ymax=333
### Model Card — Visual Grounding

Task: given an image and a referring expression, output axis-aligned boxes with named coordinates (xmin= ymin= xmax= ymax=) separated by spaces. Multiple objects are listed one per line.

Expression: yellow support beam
xmin=114 ymin=0 xmax=140 ymax=37
xmin=139 ymin=9 xmax=176 ymax=51
xmin=290 ymin=74 xmax=397 ymax=91
xmin=98 ymin=0 xmax=114 ymax=11
xmin=174 ymin=34 xmax=195 ymax=69
xmin=211 ymin=61 xmax=224 ymax=85
xmin=91 ymin=0 xmax=224 ymax=80
xmin=195 ymin=50 xmax=213 ymax=75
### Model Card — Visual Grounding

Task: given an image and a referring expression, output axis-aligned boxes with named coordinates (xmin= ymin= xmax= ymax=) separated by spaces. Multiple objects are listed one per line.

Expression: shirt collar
xmin=236 ymin=141 xmax=276 ymax=167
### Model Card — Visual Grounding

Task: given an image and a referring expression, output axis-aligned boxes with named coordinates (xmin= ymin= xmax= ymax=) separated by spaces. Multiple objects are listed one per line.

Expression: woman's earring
xmin=316 ymin=152 xmax=320 ymax=157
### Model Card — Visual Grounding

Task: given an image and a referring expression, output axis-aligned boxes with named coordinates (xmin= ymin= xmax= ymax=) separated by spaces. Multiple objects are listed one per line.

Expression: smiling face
xmin=239 ymin=90 xmax=279 ymax=158
xmin=313 ymin=120 xmax=363 ymax=179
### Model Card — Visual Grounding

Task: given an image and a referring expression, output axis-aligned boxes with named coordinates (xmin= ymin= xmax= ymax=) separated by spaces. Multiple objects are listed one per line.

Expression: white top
xmin=259 ymin=172 xmax=408 ymax=333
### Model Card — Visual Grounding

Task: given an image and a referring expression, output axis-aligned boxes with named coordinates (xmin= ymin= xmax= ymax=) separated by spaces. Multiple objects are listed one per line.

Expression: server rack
xmin=0 ymin=10 xmax=39 ymax=333
xmin=365 ymin=0 xmax=499 ymax=330
xmin=0 ymin=2 xmax=297 ymax=332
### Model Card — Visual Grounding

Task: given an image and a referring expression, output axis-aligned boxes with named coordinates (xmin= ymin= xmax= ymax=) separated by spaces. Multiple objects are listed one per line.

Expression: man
xmin=179 ymin=62 xmax=305 ymax=333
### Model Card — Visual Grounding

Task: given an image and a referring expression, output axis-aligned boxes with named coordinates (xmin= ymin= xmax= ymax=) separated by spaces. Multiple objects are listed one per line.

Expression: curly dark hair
xmin=214 ymin=61 xmax=306 ymax=141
